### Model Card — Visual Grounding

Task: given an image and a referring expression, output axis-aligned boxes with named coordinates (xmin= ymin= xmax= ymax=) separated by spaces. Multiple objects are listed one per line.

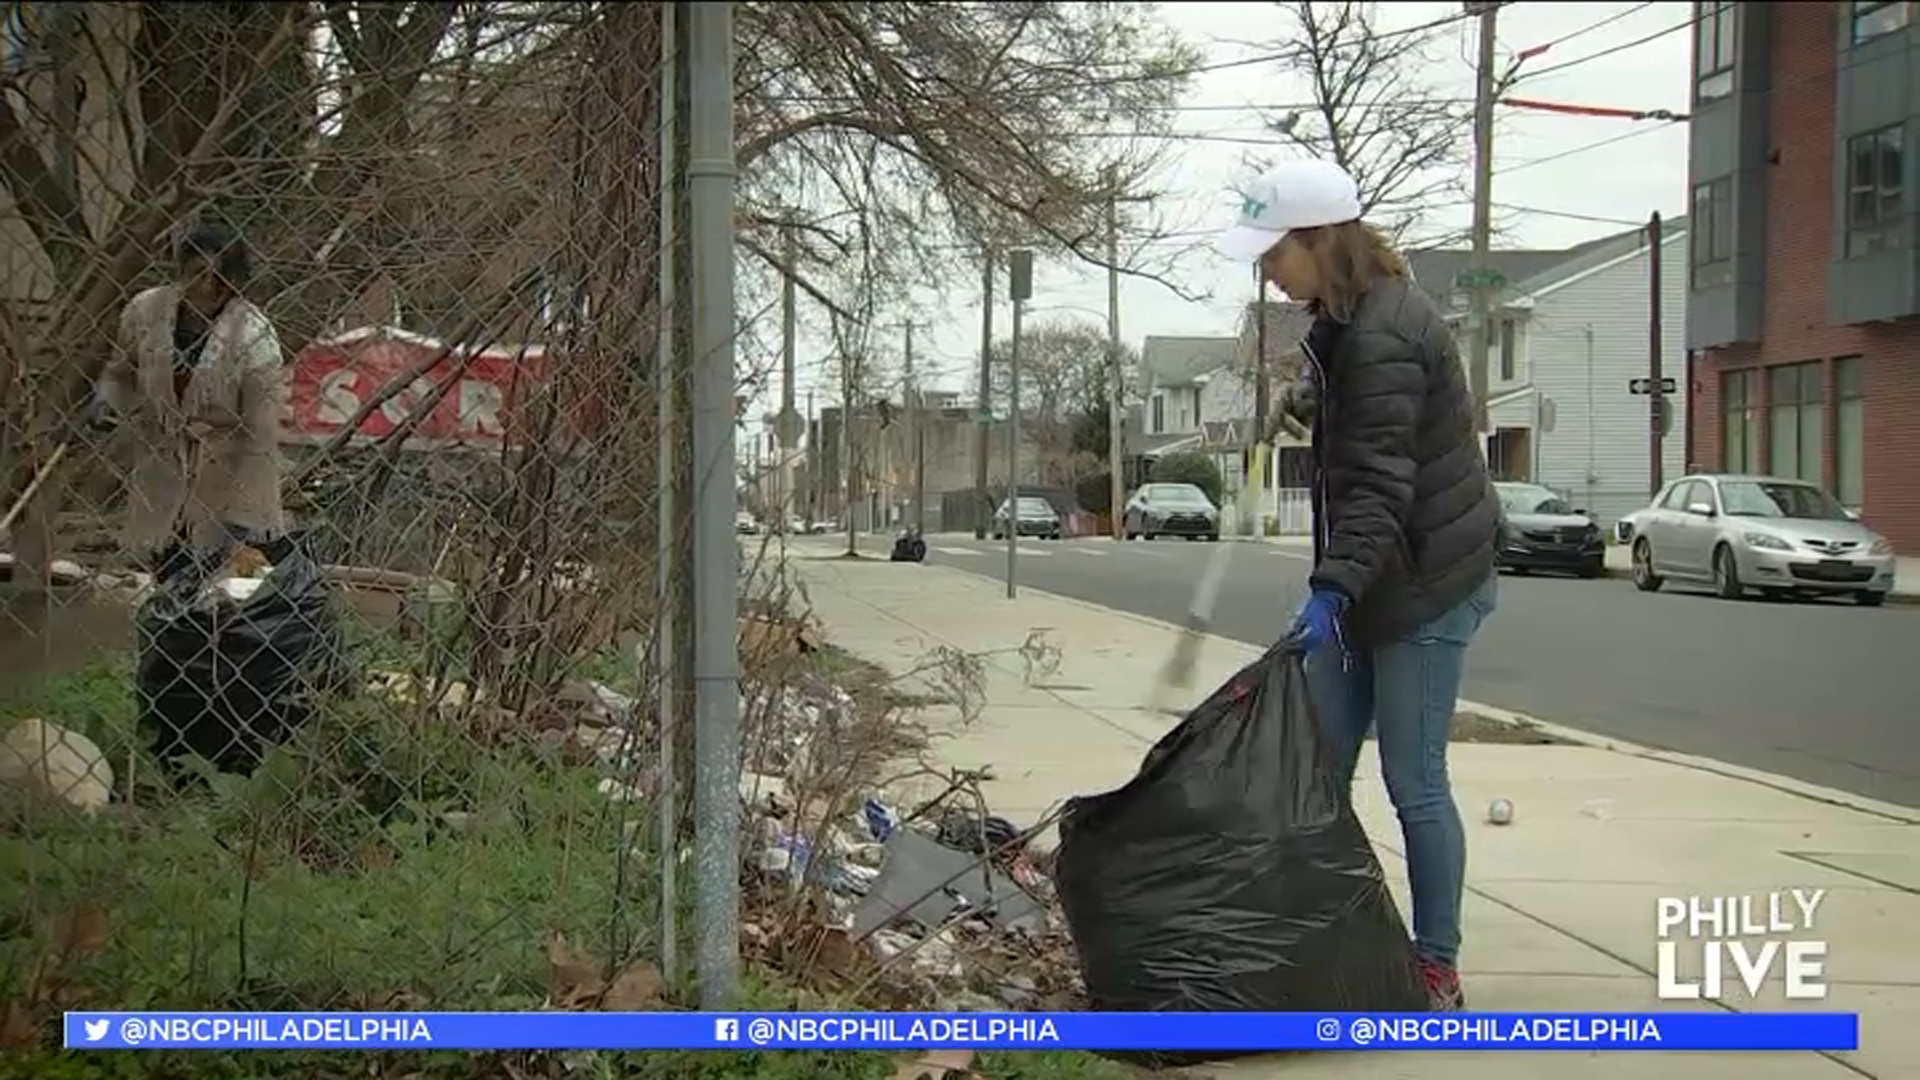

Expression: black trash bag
xmin=1054 ymin=644 xmax=1427 ymax=1065
xmin=889 ymin=529 xmax=927 ymax=563
xmin=136 ymin=531 xmax=351 ymax=777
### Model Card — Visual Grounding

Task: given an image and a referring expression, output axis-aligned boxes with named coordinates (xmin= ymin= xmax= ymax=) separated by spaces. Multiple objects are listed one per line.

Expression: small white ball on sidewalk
xmin=1486 ymin=798 xmax=1515 ymax=825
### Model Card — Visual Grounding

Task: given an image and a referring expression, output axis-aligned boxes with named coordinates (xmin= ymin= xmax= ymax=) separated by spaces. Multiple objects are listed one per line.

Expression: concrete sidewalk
xmin=782 ymin=542 xmax=1920 ymax=1079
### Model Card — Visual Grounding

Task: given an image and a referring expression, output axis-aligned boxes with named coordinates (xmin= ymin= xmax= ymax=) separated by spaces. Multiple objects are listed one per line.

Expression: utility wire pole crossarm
xmin=1467 ymin=0 xmax=1500 ymax=440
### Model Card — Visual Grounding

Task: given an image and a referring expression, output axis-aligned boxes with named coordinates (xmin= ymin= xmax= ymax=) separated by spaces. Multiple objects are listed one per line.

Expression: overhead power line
xmin=1513 ymin=12 xmax=1700 ymax=84
xmin=1513 ymin=2 xmax=1657 ymax=64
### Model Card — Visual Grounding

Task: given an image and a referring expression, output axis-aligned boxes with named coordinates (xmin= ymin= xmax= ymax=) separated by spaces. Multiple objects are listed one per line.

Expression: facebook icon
xmin=714 ymin=1018 xmax=739 ymax=1043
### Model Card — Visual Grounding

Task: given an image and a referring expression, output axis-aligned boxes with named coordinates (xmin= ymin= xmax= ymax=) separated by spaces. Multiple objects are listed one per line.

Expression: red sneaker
xmin=1418 ymin=957 xmax=1465 ymax=1012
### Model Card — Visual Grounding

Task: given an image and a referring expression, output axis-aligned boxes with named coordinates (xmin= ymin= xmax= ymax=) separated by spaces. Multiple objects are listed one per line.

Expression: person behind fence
xmin=88 ymin=221 xmax=287 ymax=569
xmin=1216 ymin=159 xmax=1502 ymax=1011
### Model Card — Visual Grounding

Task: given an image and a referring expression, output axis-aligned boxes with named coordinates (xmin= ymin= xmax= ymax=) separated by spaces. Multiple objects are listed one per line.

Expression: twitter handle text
xmin=86 ymin=1016 xmax=431 ymax=1046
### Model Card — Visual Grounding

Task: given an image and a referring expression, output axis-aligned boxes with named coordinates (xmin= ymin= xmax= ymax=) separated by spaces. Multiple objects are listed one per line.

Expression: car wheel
xmin=1856 ymin=590 xmax=1888 ymax=607
xmin=1577 ymin=559 xmax=1604 ymax=579
xmin=1206 ymin=533 xmax=1220 ymax=543
xmin=1143 ymin=532 xmax=1157 ymax=541
xmin=1631 ymin=539 xmax=1663 ymax=592
xmin=1712 ymin=544 xmax=1745 ymax=599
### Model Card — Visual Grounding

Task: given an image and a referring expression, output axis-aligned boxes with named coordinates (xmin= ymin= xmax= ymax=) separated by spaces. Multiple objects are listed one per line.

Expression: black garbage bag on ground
xmin=889 ymin=529 xmax=927 ymax=563
xmin=1054 ymin=643 xmax=1427 ymax=1063
xmin=136 ymin=531 xmax=351 ymax=777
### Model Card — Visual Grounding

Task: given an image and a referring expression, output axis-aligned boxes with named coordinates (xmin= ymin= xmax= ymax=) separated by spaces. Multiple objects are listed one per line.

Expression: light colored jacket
xmin=97 ymin=285 xmax=287 ymax=554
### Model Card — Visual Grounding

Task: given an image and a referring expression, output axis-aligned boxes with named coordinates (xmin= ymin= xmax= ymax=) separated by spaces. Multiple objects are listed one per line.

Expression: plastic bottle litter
xmin=862 ymin=797 xmax=897 ymax=840
xmin=1486 ymin=798 xmax=1515 ymax=826
xmin=1579 ymin=798 xmax=1615 ymax=821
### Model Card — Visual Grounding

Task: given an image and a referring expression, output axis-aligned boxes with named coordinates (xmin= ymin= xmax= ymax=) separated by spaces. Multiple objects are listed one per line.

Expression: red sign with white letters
xmin=285 ymin=327 xmax=556 ymax=449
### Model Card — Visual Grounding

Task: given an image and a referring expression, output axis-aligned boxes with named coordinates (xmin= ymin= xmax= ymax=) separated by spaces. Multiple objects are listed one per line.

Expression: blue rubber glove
xmin=1286 ymin=588 xmax=1349 ymax=653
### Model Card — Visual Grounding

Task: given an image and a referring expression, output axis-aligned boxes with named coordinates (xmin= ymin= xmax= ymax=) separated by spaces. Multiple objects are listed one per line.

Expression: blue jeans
xmin=1304 ymin=573 xmax=1498 ymax=968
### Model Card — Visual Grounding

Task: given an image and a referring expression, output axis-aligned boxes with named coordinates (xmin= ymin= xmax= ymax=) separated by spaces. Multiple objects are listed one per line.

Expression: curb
xmin=1595 ymin=559 xmax=1920 ymax=606
xmin=804 ymin=553 xmax=1920 ymax=826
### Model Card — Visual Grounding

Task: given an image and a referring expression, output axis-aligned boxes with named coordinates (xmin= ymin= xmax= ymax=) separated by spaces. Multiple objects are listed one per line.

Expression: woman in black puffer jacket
xmin=1219 ymin=158 xmax=1503 ymax=1011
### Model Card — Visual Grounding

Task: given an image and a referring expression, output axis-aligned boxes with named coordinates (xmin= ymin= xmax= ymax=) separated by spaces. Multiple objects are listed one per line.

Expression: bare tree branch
xmin=1251 ymin=1 xmax=1482 ymax=243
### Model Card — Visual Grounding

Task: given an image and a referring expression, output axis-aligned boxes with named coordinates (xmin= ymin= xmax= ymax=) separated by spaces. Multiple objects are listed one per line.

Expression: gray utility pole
xmin=902 ymin=321 xmax=927 ymax=534
xmin=1005 ymin=250 xmax=1033 ymax=599
xmin=840 ymin=342 xmax=857 ymax=557
xmin=1106 ymin=186 xmax=1125 ymax=539
xmin=684 ymin=0 xmax=740 ymax=1009
xmin=1251 ymin=268 xmax=1272 ymax=500
xmin=805 ymin=387 xmax=815 ymax=522
xmin=1466 ymin=0 xmax=1500 ymax=436
xmin=1647 ymin=210 xmax=1666 ymax=498
xmin=651 ymin=0 xmax=680 ymax=989
xmin=777 ymin=219 xmax=801 ymax=531
xmin=974 ymin=254 xmax=994 ymax=539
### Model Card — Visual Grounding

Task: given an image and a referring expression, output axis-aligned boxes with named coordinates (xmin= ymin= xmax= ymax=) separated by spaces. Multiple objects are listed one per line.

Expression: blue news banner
xmin=65 ymin=1011 xmax=1858 ymax=1052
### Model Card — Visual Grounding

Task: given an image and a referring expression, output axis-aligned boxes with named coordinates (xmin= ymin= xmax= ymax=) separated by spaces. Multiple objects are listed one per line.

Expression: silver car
xmin=1627 ymin=473 xmax=1896 ymax=605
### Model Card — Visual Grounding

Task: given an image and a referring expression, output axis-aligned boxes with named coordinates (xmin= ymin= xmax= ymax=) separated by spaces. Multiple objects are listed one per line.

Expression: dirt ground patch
xmin=0 ymin=587 xmax=132 ymax=680
xmin=1446 ymin=710 xmax=1572 ymax=745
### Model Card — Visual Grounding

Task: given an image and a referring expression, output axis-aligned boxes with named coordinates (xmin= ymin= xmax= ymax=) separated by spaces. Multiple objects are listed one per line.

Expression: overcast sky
xmin=751 ymin=0 xmax=1692 ymax=443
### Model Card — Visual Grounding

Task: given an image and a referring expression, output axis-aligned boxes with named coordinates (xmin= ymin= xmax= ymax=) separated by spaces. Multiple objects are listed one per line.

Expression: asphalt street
xmin=891 ymin=534 xmax=1920 ymax=809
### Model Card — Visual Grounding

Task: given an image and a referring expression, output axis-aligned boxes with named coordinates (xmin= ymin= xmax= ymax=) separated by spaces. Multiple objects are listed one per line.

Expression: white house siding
xmin=1524 ymin=230 xmax=1688 ymax=526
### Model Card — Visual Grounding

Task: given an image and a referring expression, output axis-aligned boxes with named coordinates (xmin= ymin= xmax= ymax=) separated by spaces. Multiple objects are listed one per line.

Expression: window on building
xmin=1690 ymin=178 xmax=1735 ymax=289
xmin=1853 ymin=1 xmax=1912 ymax=43
xmin=1192 ymin=387 xmax=1203 ymax=429
xmin=1767 ymin=362 xmax=1824 ymax=483
xmin=1694 ymin=1 xmax=1737 ymax=101
xmin=1497 ymin=319 xmax=1517 ymax=381
xmin=1150 ymin=393 xmax=1164 ymax=434
xmin=1834 ymin=356 xmax=1865 ymax=507
xmin=1845 ymin=124 xmax=1905 ymax=257
xmin=1722 ymin=369 xmax=1761 ymax=473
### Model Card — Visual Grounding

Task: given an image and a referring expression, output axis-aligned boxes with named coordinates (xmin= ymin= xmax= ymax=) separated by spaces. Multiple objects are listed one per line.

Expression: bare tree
xmin=1251 ymin=1 xmax=1483 ymax=245
xmin=987 ymin=320 xmax=1137 ymax=484
xmin=731 ymin=2 xmax=1205 ymax=331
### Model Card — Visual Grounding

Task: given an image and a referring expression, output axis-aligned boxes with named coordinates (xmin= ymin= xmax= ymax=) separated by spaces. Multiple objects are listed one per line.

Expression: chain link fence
xmin=0 ymin=0 xmax=734 ymax=1042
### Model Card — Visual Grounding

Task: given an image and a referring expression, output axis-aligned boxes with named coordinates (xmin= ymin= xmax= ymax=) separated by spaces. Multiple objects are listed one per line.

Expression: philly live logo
xmin=1655 ymin=889 xmax=1829 ymax=1000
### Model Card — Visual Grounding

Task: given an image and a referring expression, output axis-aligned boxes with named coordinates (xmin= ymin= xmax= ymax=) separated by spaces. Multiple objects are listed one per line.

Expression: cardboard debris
xmin=738 ymin=613 xmax=821 ymax=657
xmin=852 ymin=830 xmax=1047 ymax=939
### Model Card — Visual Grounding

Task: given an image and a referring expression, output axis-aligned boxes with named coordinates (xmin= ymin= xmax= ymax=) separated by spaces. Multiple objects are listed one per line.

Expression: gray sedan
xmin=1627 ymin=473 xmax=1896 ymax=605
xmin=1122 ymin=483 xmax=1221 ymax=541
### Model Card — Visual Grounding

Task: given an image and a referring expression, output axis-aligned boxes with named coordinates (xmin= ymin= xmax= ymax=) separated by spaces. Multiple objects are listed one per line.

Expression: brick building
xmin=1686 ymin=0 xmax=1920 ymax=552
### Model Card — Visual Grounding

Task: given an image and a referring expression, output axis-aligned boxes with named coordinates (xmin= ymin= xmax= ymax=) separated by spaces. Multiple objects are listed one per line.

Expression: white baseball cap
xmin=1216 ymin=159 xmax=1363 ymax=264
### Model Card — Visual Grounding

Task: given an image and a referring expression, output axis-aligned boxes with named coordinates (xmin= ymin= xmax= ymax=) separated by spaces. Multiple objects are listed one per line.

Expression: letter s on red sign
xmin=317 ymin=369 xmax=361 ymax=426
